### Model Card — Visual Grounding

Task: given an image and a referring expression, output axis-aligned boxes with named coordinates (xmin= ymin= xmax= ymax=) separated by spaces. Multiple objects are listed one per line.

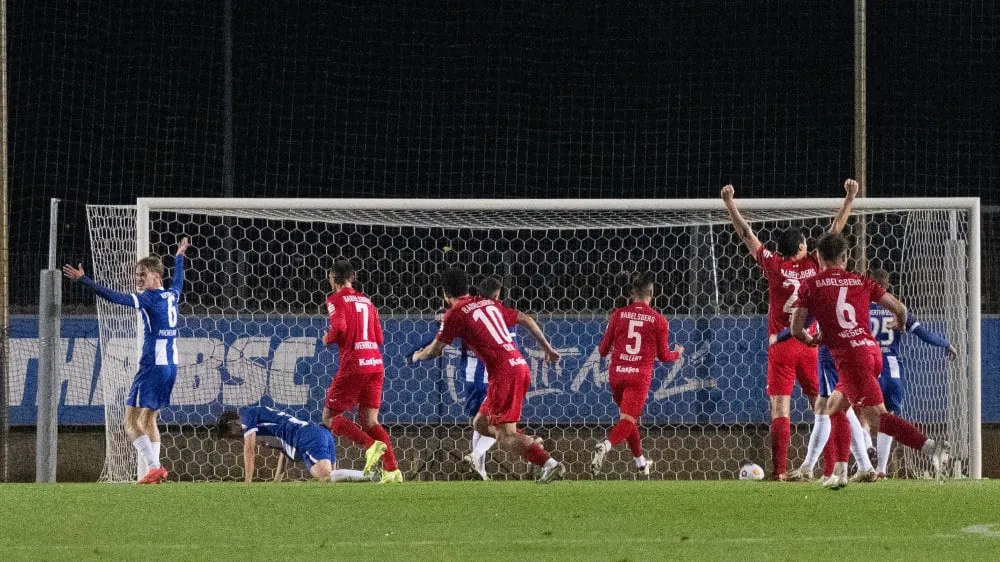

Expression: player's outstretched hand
xmin=410 ymin=347 xmax=425 ymax=363
xmin=62 ymin=263 xmax=85 ymax=282
xmin=543 ymin=347 xmax=560 ymax=364
xmin=720 ymin=184 xmax=735 ymax=202
xmin=844 ymin=178 xmax=859 ymax=197
xmin=176 ymin=236 xmax=190 ymax=257
xmin=674 ymin=344 xmax=685 ymax=356
xmin=946 ymin=344 xmax=958 ymax=361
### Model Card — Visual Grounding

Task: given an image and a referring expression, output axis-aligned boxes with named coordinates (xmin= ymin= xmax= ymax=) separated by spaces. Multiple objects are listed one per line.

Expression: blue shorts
xmin=126 ymin=365 xmax=177 ymax=410
xmin=296 ymin=425 xmax=336 ymax=471
xmin=818 ymin=356 xmax=839 ymax=398
xmin=464 ymin=380 xmax=488 ymax=418
xmin=878 ymin=356 xmax=905 ymax=413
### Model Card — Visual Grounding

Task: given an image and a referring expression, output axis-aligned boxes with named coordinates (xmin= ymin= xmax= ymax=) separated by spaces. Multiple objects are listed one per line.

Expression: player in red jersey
xmin=590 ymin=272 xmax=684 ymax=477
xmin=411 ymin=268 xmax=567 ymax=483
xmin=722 ymin=179 xmax=858 ymax=480
xmin=791 ymin=233 xmax=951 ymax=488
xmin=319 ymin=260 xmax=402 ymax=483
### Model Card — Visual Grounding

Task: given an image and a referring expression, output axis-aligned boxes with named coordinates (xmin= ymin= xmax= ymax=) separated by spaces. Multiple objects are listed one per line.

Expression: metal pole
xmin=0 ymin=0 xmax=10 ymax=483
xmin=852 ymin=0 xmax=869 ymax=272
xmin=223 ymin=0 xmax=233 ymax=198
xmin=36 ymin=270 xmax=61 ymax=482
xmin=48 ymin=199 xmax=60 ymax=270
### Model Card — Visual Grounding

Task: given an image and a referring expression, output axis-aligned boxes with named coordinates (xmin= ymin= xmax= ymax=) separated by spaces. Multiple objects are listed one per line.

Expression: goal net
xmin=86 ymin=198 xmax=981 ymax=482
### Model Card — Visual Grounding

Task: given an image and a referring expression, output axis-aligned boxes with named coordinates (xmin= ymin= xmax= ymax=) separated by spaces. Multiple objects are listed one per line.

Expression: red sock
xmin=770 ymin=417 xmax=791 ymax=477
xmin=364 ymin=425 xmax=398 ymax=471
xmin=625 ymin=425 xmax=643 ymax=458
xmin=879 ymin=413 xmax=927 ymax=450
xmin=607 ymin=419 xmax=636 ymax=447
xmin=523 ymin=443 xmax=551 ymax=467
xmin=329 ymin=416 xmax=374 ymax=448
xmin=822 ymin=438 xmax=837 ymax=477
xmin=830 ymin=411 xmax=851 ymax=462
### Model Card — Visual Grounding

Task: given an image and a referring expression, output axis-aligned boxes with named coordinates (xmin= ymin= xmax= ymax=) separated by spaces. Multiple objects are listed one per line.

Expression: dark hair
xmin=216 ymin=410 xmax=241 ymax=439
xmin=868 ymin=268 xmax=892 ymax=290
xmin=137 ymin=256 xmax=165 ymax=277
xmin=441 ymin=267 xmax=471 ymax=298
xmin=816 ymin=233 xmax=849 ymax=263
xmin=330 ymin=260 xmax=356 ymax=284
xmin=776 ymin=228 xmax=807 ymax=257
xmin=631 ymin=271 xmax=655 ymax=298
xmin=478 ymin=277 xmax=503 ymax=298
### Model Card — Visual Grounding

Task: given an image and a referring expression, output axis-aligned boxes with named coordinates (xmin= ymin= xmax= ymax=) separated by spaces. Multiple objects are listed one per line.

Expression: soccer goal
xmin=84 ymin=197 xmax=981 ymax=482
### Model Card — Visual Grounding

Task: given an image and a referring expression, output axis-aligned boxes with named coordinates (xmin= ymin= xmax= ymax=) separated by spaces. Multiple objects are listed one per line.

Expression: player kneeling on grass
xmin=217 ymin=407 xmax=372 ymax=485
xmin=790 ymin=233 xmax=950 ymax=489
xmin=412 ymin=268 xmax=566 ymax=483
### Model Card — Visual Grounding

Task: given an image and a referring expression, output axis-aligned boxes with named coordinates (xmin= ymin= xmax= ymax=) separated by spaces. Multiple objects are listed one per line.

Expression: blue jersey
xmin=868 ymin=304 xmax=949 ymax=359
xmin=81 ymin=255 xmax=185 ymax=368
xmin=240 ymin=406 xmax=312 ymax=462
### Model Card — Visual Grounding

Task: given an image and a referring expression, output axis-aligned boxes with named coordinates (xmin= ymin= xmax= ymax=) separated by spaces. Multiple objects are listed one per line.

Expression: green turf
xmin=2 ymin=480 xmax=999 ymax=561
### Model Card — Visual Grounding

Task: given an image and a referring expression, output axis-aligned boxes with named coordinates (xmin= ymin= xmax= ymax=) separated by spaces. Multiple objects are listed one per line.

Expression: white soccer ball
xmin=739 ymin=463 xmax=765 ymax=481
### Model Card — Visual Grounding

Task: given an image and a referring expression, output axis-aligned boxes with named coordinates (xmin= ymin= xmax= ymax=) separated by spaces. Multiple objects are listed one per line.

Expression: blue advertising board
xmin=6 ymin=315 xmax=995 ymax=425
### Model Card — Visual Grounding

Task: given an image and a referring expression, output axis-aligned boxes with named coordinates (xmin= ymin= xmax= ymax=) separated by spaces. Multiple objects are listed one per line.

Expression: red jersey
xmin=323 ymin=287 xmax=385 ymax=374
xmin=796 ymin=268 xmax=886 ymax=353
xmin=436 ymin=296 xmax=525 ymax=378
xmin=598 ymin=301 xmax=679 ymax=377
xmin=755 ymin=245 xmax=820 ymax=335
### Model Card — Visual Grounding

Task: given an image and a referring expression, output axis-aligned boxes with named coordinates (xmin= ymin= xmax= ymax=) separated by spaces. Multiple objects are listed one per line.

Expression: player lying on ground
xmin=722 ymin=179 xmax=858 ymax=480
xmin=791 ymin=233 xmax=951 ymax=489
xmin=412 ymin=267 xmax=566 ymax=483
xmin=217 ymin=407 xmax=372 ymax=485
xmin=591 ymin=272 xmax=684 ymax=477
xmin=867 ymin=268 xmax=957 ymax=478
xmin=319 ymin=260 xmax=402 ymax=483
xmin=63 ymin=236 xmax=189 ymax=484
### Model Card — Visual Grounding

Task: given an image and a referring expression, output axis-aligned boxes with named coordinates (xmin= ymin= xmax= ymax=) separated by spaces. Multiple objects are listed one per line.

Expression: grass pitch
xmin=2 ymin=480 xmax=999 ymax=561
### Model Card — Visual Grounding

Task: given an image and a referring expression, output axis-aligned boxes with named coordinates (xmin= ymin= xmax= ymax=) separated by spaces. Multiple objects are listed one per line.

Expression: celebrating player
xmin=791 ymin=233 xmax=950 ymax=489
xmin=216 ymin=407 xmax=371 ymax=485
xmin=63 ymin=237 xmax=189 ymax=484
xmin=411 ymin=268 xmax=566 ymax=483
xmin=722 ymin=179 xmax=858 ymax=480
xmin=591 ymin=272 xmax=683 ymax=477
xmin=319 ymin=260 xmax=401 ymax=484
xmin=867 ymin=268 xmax=958 ymax=478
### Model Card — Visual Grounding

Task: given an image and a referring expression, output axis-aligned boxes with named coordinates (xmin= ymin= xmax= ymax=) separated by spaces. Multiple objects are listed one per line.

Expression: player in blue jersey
xmin=867 ymin=269 xmax=957 ymax=478
xmin=412 ymin=277 xmax=506 ymax=480
xmin=216 ymin=407 xmax=371 ymax=485
xmin=63 ymin=237 xmax=189 ymax=484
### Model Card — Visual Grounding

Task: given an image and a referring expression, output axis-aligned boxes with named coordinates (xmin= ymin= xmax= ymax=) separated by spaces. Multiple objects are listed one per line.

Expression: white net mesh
xmin=85 ymin=201 xmax=976 ymax=482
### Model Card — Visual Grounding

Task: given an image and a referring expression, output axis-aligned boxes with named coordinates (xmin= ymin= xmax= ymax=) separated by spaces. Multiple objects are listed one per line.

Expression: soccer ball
xmin=739 ymin=463 xmax=765 ymax=481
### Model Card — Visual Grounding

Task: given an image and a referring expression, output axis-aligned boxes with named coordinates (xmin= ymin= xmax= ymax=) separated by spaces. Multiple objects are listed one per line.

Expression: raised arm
xmin=906 ymin=314 xmax=958 ymax=359
xmin=828 ymin=179 xmax=859 ymax=234
xmin=242 ymin=431 xmax=257 ymax=486
xmin=412 ymin=339 xmax=447 ymax=362
xmin=171 ymin=237 xmax=189 ymax=294
xmin=62 ymin=263 xmax=138 ymax=308
xmin=517 ymin=311 xmax=560 ymax=363
xmin=720 ymin=185 xmax=762 ymax=255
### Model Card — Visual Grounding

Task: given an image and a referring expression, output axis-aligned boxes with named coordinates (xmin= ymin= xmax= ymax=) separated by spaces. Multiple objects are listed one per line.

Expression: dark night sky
xmin=6 ymin=1 xmax=998 ymax=306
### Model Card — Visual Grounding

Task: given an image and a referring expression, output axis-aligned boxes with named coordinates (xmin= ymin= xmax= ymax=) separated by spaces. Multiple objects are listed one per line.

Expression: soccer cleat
xmin=536 ymin=461 xmax=566 ymax=484
xmin=785 ymin=467 xmax=813 ymax=482
xmin=875 ymin=471 xmax=887 ymax=481
xmin=590 ymin=442 xmax=609 ymax=476
xmin=362 ymin=441 xmax=387 ymax=477
xmin=849 ymin=469 xmax=878 ymax=483
xmin=137 ymin=466 xmax=168 ymax=485
xmin=821 ymin=462 xmax=849 ymax=490
xmin=770 ymin=472 xmax=788 ymax=482
xmin=463 ymin=453 xmax=490 ymax=481
xmin=380 ymin=469 xmax=404 ymax=484
xmin=931 ymin=440 xmax=951 ymax=480
xmin=635 ymin=461 xmax=652 ymax=478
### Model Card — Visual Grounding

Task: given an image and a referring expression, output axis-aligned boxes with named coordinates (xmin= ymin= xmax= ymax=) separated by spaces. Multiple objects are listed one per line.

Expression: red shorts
xmin=324 ymin=369 xmax=384 ymax=413
xmin=832 ymin=346 xmax=884 ymax=408
xmin=766 ymin=338 xmax=819 ymax=397
xmin=610 ymin=373 xmax=652 ymax=419
xmin=478 ymin=366 xmax=530 ymax=426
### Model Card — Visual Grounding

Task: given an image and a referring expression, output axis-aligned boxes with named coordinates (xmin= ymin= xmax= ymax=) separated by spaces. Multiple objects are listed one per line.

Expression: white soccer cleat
xmin=635 ymin=461 xmax=652 ymax=478
xmin=785 ymin=467 xmax=813 ymax=482
xmin=931 ymin=440 xmax=951 ymax=480
xmin=591 ymin=442 xmax=609 ymax=477
xmin=822 ymin=462 xmax=849 ymax=490
xmin=464 ymin=453 xmax=490 ymax=481
xmin=537 ymin=461 xmax=566 ymax=484
xmin=849 ymin=469 xmax=878 ymax=483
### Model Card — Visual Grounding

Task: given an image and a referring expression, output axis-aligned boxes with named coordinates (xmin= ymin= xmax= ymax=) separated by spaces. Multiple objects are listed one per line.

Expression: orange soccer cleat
xmin=137 ymin=466 xmax=168 ymax=485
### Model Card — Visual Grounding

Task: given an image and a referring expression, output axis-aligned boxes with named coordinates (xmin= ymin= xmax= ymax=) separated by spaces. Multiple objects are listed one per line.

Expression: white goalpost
xmin=85 ymin=197 xmax=981 ymax=482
